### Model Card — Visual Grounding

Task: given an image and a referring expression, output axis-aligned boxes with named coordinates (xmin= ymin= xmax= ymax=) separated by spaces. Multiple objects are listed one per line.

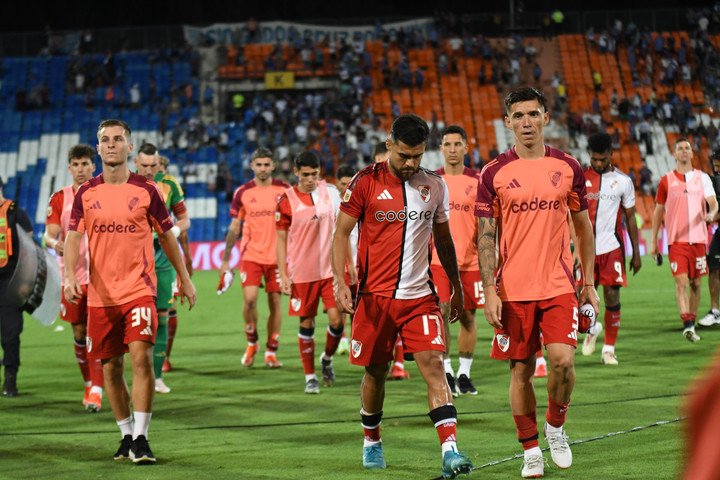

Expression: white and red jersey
xmin=341 ymin=161 xmax=449 ymax=299
xmin=430 ymin=166 xmax=480 ymax=270
xmin=656 ymin=170 xmax=714 ymax=245
xmin=584 ymin=167 xmax=635 ymax=255
xmin=46 ymin=185 xmax=90 ymax=285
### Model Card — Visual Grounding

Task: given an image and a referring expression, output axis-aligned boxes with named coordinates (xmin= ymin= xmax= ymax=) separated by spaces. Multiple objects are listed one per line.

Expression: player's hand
xmin=483 ymin=287 xmax=503 ymax=329
xmin=572 ymin=250 xmax=581 ymax=269
xmin=705 ymin=213 xmax=715 ymax=223
xmin=334 ymin=283 xmax=354 ymax=314
xmin=578 ymin=285 xmax=600 ymax=316
xmin=280 ymin=275 xmax=292 ymax=296
xmin=448 ymin=283 xmax=464 ymax=324
xmin=178 ymin=277 xmax=197 ymax=310
xmin=348 ymin=264 xmax=358 ymax=286
xmin=629 ymin=252 xmax=642 ymax=275
xmin=53 ymin=240 xmax=65 ymax=256
xmin=63 ymin=277 xmax=82 ymax=304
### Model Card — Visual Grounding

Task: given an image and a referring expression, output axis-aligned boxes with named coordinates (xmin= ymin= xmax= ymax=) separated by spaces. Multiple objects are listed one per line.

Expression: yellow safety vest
xmin=0 ymin=200 xmax=13 ymax=267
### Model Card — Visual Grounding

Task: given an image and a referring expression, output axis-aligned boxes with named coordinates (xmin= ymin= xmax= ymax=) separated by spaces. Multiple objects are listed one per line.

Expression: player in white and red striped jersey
xmin=332 ymin=114 xmax=473 ymax=478
xmin=580 ymin=133 xmax=641 ymax=365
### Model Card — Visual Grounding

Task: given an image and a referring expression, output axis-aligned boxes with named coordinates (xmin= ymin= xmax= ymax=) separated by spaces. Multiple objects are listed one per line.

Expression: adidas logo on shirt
xmin=140 ymin=326 xmax=153 ymax=336
xmin=376 ymin=189 xmax=393 ymax=200
xmin=507 ymin=179 xmax=521 ymax=189
xmin=88 ymin=201 xmax=102 ymax=209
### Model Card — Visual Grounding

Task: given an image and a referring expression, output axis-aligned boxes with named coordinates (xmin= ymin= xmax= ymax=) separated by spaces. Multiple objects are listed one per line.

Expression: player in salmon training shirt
xmin=580 ymin=133 xmax=641 ymax=365
xmin=476 ymin=88 xmax=599 ymax=478
xmin=44 ymin=144 xmax=104 ymax=412
xmin=430 ymin=125 xmax=483 ymax=397
xmin=333 ymin=114 xmax=473 ymax=478
xmin=651 ymin=138 xmax=717 ymax=342
xmin=220 ymin=147 xmax=289 ymax=369
xmin=276 ymin=152 xmax=343 ymax=394
xmin=63 ymin=119 xmax=196 ymax=465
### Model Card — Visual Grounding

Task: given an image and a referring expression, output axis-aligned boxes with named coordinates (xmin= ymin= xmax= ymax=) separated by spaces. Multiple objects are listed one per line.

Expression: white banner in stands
xmin=183 ymin=18 xmax=434 ymax=47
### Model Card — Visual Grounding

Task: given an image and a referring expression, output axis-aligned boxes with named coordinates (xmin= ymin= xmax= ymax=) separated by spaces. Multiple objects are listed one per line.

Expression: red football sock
xmin=298 ymin=336 xmax=315 ymax=375
xmin=166 ymin=310 xmax=178 ymax=359
xmin=266 ymin=332 xmax=280 ymax=353
xmin=324 ymin=326 xmax=343 ymax=357
xmin=604 ymin=306 xmax=621 ymax=346
xmin=513 ymin=413 xmax=539 ymax=449
xmin=546 ymin=396 xmax=570 ymax=428
xmin=393 ymin=337 xmax=404 ymax=364
xmin=74 ymin=339 xmax=90 ymax=382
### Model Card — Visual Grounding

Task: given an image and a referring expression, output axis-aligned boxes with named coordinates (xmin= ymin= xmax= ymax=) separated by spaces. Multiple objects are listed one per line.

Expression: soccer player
xmin=373 ymin=141 xmax=410 ymax=380
xmin=651 ymin=138 xmax=718 ymax=342
xmin=276 ymin=152 xmax=344 ymax=393
xmin=334 ymin=165 xmax=358 ymax=356
xmin=332 ymin=114 xmax=473 ymax=478
xmin=699 ymin=150 xmax=720 ymax=327
xmin=156 ymin=155 xmax=192 ymax=373
xmin=581 ymin=133 xmax=641 ymax=365
xmin=64 ymin=119 xmax=196 ymax=464
xmin=431 ymin=125 xmax=482 ymax=396
xmin=476 ymin=87 xmax=599 ymax=478
xmin=44 ymin=144 xmax=104 ymax=410
xmin=220 ymin=148 xmax=289 ymax=368
xmin=134 ymin=143 xmax=190 ymax=394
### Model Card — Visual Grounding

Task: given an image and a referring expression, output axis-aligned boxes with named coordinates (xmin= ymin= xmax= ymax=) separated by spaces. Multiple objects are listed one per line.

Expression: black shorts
xmin=707 ymin=228 xmax=720 ymax=272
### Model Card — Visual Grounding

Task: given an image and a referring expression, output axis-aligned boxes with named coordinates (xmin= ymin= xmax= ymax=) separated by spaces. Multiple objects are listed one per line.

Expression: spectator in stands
xmin=639 ymin=161 xmax=654 ymax=195
xmin=592 ymin=70 xmax=602 ymax=94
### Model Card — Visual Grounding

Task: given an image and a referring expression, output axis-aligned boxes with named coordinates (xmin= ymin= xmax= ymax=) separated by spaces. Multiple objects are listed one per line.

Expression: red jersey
xmin=341 ymin=161 xmax=449 ymax=299
xmin=475 ymin=146 xmax=587 ymax=302
xmin=230 ymin=179 xmax=288 ymax=265
xmin=69 ymin=172 xmax=174 ymax=307
xmin=47 ymin=185 xmax=90 ymax=284
xmin=430 ymin=167 xmax=480 ymax=271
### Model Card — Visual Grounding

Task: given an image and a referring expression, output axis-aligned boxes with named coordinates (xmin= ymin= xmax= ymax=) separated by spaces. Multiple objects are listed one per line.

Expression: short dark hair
xmin=68 ymin=144 xmax=95 ymax=164
xmin=711 ymin=150 xmax=720 ymax=162
xmin=336 ymin=165 xmax=356 ymax=179
xmin=97 ymin=119 xmax=132 ymax=141
xmin=373 ymin=141 xmax=388 ymax=159
xmin=675 ymin=137 xmax=691 ymax=147
xmin=504 ymin=87 xmax=548 ymax=113
xmin=587 ymin=133 xmax=613 ymax=153
xmin=251 ymin=147 xmax=274 ymax=162
xmin=441 ymin=125 xmax=467 ymax=142
xmin=294 ymin=151 xmax=320 ymax=169
xmin=138 ymin=143 xmax=158 ymax=156
xmin=389 ymin=114 xmax=429 ymax=147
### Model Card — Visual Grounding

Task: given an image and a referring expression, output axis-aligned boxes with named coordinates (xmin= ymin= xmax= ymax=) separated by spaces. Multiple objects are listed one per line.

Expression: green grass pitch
xmin=2 ymin=256 xmax=718 ymax=479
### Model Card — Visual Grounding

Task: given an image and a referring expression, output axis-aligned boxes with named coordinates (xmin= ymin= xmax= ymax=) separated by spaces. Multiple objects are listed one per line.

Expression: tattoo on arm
xmin=435 ymin=234 xmax=460 ymax=282
xmin=222 ymin=229 xmax=238 ymax=262
xmin=477 ymin=217 xmax=497 ymax=287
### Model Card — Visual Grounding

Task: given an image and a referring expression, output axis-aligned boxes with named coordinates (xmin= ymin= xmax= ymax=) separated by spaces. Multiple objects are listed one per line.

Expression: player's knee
xmin=366 ymin=363 xmax=389 ymax=380
xmin=550 ymin=356 xmax=575 ymax=377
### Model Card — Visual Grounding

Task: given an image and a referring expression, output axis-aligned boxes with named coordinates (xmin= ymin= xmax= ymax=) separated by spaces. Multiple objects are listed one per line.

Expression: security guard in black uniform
xmin=0 ymin=176 xmax=33 ymax=397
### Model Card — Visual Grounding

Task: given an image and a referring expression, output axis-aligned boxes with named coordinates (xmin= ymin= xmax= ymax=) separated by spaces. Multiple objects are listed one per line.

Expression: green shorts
xmin=156 ymin=268 xmax=176 ymax=310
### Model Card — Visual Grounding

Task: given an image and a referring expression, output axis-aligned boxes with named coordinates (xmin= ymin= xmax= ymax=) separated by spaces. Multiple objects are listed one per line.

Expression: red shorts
xmin=491 ymin=292 xmax=578 ymax=361
xmin=669 ymin=243 xmax=708 ymax=278
xmin=289 ymin=278 xmax=336 ymax=317
xmin=594 ymin=248 xmax=627 ymax=287
xmin=350 ymin=293 xmax=445 ymax=366
xmin=60 ymin=284 xmax=88 ymax=325
xmin=87 ymin=296 xmax=158 ymax=361
xmin=240 ymin=260 xmax=281 ymax=293
xmin=430 ymin=265 xmax=485 ymax=309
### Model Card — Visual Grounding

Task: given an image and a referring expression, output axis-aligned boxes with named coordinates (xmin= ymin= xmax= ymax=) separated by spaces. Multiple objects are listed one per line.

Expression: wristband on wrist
xmin=171 ymin=225 xmax=181 ymax=238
